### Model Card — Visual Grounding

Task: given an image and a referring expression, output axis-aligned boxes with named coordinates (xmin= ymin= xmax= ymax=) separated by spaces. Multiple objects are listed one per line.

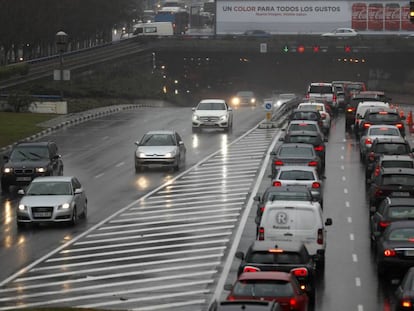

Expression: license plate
xmin=391 ymin=192 xmax=410 ymax=197
xmin=405 ymin=250 xmax=414 ymax=256
xmin=16 ymin=177 xmax=32 ymax=182
xmin=33 ymin=212 xmax=51 ymax=217
xmin=203 ymin=122 xmax=214 ymax=125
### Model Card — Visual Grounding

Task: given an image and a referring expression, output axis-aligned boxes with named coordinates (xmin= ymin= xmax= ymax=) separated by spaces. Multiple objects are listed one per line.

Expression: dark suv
xmin=1 ymin=141 xmax=64 ymax=193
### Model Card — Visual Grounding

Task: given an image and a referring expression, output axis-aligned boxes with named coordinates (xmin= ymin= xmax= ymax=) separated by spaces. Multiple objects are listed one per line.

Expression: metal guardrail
xmin=258 ymin=93 xmax=301 ymax=128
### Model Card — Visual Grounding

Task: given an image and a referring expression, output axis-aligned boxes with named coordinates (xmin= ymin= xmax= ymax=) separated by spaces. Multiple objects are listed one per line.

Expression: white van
xmin=354 ymin=101 xmax=389 ymax=135
xmin=133 ymin=22 xmax=174 ymax=37
xmin=257 ymin=201 xmax=332 ymax=270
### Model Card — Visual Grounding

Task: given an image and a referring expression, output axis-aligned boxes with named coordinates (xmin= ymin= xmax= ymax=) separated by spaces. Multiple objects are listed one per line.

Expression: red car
xmin=226 ymin=271 xmax=309 ymax=311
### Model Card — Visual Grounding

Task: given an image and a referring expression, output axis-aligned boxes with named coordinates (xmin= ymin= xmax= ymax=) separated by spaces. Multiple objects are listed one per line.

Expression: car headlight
xmin=18 ymin=204 xmax=27 ymax=211
xmin=220 ymin=115 xmax=228 ymax=121
xmin=58 ymin=203 xmax=70 ymax=210
xmin=232 ymin=97 xmax=240 ymax=106
xmin=165 ymin=150 xmax=176 ymax=158
xmin=251 ymin=98 xmax=256 ymax=104
xmin=192 ymin=114 xmax=199 ymax=121
xmin=36 ymin=167 xmax=47 ymax=173
xmin=3 ymin=167 xmax=13 ymax=174
xmin=136 ymin=151 xmax=146 ymax=158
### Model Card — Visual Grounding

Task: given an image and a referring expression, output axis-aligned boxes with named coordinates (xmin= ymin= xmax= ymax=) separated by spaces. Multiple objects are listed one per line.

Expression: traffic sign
xmin=264 ymin=101 xmax=273 ymax=111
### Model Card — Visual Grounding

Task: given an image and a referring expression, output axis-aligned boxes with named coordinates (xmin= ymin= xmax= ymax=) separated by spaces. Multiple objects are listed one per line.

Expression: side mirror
xmin=74 ymin=188 xmax=83 ymax=194
xmin=228 ymin=107 xmax=233 ymax=111
xmin=253 ymin=195 xmax=261 ymax=201
xmin=192 ymin=107 xmax=196 ymax=111
xmin=17 ymin=189 xmax=25 ymax=195
xmin=235 ymin=251 xmax=244 ymax=260
xmin=325 ymin=218 xmax=333 ymax=226
xmin=178 ymin=141 xmax=184 ymax=145
xmin=135 ymin=141 xmax=140 ymax=146
xmin=270 ymin=151 xmax=276 ymax=156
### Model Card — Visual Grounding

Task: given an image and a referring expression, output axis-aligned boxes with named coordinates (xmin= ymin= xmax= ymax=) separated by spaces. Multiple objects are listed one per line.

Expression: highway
xmin=1 ymin=101 xmax=414 ymax=310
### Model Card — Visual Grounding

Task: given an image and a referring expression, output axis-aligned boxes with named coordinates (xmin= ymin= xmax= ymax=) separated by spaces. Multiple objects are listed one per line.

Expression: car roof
xmin=144 ymin=130 xmax=176 ymax=135
xmin=199 ymin=99 xmax=226 ymax=103
xmin=31 ymin=176 xmax=74 ymax=183
xmin=286 ymin=130 xmax=321 ymax=137
xmin=365 ymin=107 xmax=398 ymax=114
xmin=379 ymin=155 xmax=414 ymax=161
xmin=385 ymin=220 xmax=414 ymax=230
xmin=247 ymin=240 xmax=306 ymax=253
xmin=288 ymin=120 xmax=319 ymax=125
xmin=263 ymin=200 xmax=320 ymax=208
xmin=238 ymin=271 xmax=291 ymax=281
xmin=309 ymin=82 xmax=332 ymax=86
xmin=278 ymin=142 xmax=315 ymax=148
xmin=357 ymin=101 xmax=387 ymax=107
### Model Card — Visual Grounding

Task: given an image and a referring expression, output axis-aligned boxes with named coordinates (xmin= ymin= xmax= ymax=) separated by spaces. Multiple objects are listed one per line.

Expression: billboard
xmin=215 ymin=0 xmax=414 ymax=34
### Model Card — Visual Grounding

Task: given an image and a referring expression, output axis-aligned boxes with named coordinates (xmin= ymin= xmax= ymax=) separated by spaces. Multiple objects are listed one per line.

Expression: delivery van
xmin=257 ymin=201 xmax=332 ymax=270
xmin=133 ymin=22 xmax=174 ymax=37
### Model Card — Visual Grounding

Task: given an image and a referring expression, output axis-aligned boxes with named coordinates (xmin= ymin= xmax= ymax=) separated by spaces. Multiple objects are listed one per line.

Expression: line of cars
xmin=347 ymin=89 xmax=414 ymax=309
xmin=212 ymin=95 xmax=336 ymax=310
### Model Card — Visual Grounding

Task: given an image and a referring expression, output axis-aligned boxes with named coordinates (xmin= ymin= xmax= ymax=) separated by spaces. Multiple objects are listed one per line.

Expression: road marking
xmin=341 ymin=165 xmax=345 ymax=170
xmin=350 ymin=233 xmax=355 ymax=240
xmin=358 ymin=304 xmax=363 ymax=311
xmin=115 ymin=161 xmax=124 ymax=167
xmin=352 ymin=254 xmax=358 ymax=262
xmin=342 ymin=176 xmax=346 ymax=181
xmin=355 ymin=277 xmax=361 ymax=287
xmin=344 ymin=188 xmax=348 ymax=194
xmin=94 ymin=173 xmax=104 ymax=179
xmin=346 ymin=201 xmax=350 ymax=208
xmin=340 ymin=155 xmax=344 ymax=160
xmin=347 ymin=217 xmax=352 ymax=223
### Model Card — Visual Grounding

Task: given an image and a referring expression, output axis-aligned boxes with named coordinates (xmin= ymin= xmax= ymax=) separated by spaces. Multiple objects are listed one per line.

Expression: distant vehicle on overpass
xmin=154 ymin=6 xmax=189 ymax=34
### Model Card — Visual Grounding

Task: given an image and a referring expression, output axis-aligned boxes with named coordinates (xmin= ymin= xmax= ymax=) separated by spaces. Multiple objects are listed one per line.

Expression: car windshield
xmin=247 ymin=251 xmax=304 ymax=264
xmin=197 ymin=102 xmax=226 ymax=110
xmin=232 ymin=280 xmax=294 ymax=297
xmin=141 ymin=134 xmax=175 ymax=146
xmin=10 ymin=146 xmax=49 ymax=162
xmin=26 ymin=182 xmax=72 ymax=195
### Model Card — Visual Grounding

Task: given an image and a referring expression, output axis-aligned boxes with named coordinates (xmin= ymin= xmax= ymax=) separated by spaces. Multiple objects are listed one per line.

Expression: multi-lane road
xmin=0 ymin=101 xmax=413 ymax=310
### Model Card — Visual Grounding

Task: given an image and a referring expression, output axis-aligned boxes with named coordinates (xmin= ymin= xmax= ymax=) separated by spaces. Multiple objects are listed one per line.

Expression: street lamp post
xmin=55 ymin=31 xmax=68 ymax=99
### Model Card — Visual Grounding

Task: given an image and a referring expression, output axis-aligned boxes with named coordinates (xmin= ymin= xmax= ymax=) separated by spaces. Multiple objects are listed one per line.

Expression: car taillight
xmin=312 ymin=182 xmax=321 ymax=189
xmin=308 ymin=161 xmax=318 ymax=167
xmin=396 ymin=123 xmax=403 ymax=129
xmin=363 ymin=123 xmax=371 ymax=129
xmin=258 ymin=227 xmax=264 ymax=240
xmin=260 ymin=206 xmax=265 ymax=213
xmin=314 ymin=145 xmax=324 ymax=152
xmin=379 ymin=221 xmax=390 ymax=229
xmin=273 ymin=181 xmax=282 ymax=187
xmin=289 ymin=298 xmax=298 ymax=308
xmin=374 ymin=166 xmax=380 ymax=176
xmin=365 ymin=138 xmax=372 ymax=145
xmin=305 ymin=94 xmax=310 ymax=99
xmin=321 ymin=113 xmax=326 ymax=119
xmin=274 ymin=160 xmax=284 ymax=166
xmin=291 ymin=267 xmax=308 ymax=278
xmin=227 ymin=295 xmax=235 ymax=301
xmin=384 ymin=249 xmax=396 ymax=257
xmin=317 ymin=228 xmax=323 ymax=244
xmin=347 ymin=108 xmax=354 ymax=113
xmin=368 ymin=152 xmax=375 ymax=162
xmin=333 ymin=94 xmax=337 ymax=102
xmin=400 ymin=298 xmax=412 ymax=308
xmin=243 ymin=266 xmax=260 ymax=273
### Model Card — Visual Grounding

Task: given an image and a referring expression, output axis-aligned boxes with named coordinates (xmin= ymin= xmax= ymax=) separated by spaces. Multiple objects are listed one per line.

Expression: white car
xmin=192 ymin=99 xmax=233 ymax=132
xmin=297 ymin=102 xmax=331 ymax=135
xmin=16 ymin=176 xmax=87 ymax=228
xmin=321 ymin=28 xmax=359 ymax=37
xmin=359 ymin=125 xmax=402 ymax=161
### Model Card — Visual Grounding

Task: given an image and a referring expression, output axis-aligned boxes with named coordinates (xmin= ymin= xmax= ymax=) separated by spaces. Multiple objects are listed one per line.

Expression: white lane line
xmin=126 ymin=202 xmax=241 ymax=215
xmin=347 ymin=217 xmax=352 ymax=223
xmin=94 ymin=173 xmax=104 ymax=179
xmin=47 ymin=239 xmax=230 ymax=262
xmin=350 ymin=233 xmax=355 ymax=241
xmin=341 ymin=165 xmax=345 ymax=170
xmin=128 ymin=300 xmax=205 ymax=311
xmin=23 ymin=255 xmax=224 ymax=283
xmin=8 ymin=264 xmax=219 ymax=296
xmin=358 ymin=305 xmax=364 ymax=311
xmin=340 ymin=155 xmax=344 ymax=160
xmin=138 ymin=193 xmax=246 ymax=205
xmin=115 ymin=161 xmax=124 ymax=168
xmin=156 ymin=183 xmax=252 ymax=194
xmin=94 ymin=219 xmax=238 ymax=235
xmin=342 ymin=145 xmax=345 ymax=150
xmin=171 ymin=173 xmax=257 ymax=184
xmin=107 ymin=212 xmax=240 ymax=226
xmin=355 ymin=277 xmax=361 ymax=287
xmin=79 ymin=289 xmax=211 ymax=309
xmin=346 ymin=201 xmax=350 ymax=208
xmin=114 ymin=208 xmax=241 ymax=222
xmin=39 ymin=247 xmax=226 ymax=270
xmin=342 ymin=176 xmax=346 ymax=181
xmin=102 ymin=136 xmax=109 ymax=140
xmin=352 ymin=254 xmax=358 ymax=262
xmin=198 ymin=162 xmax=261 ymax=169
xmin=0 ymin=280 xmax=212 ymax=310
xmin=62 ymin=232 xmax=233 ymax=253
xmin=344 ymin=188 xmax=348 ymax=194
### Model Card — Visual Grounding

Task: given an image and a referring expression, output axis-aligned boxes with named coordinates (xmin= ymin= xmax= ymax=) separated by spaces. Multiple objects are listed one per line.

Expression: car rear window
xmin=382 ymin=174 xmax=414 ymax=186
xmin=279 ymin=170 xmax=315 ymax=180
xmin=288 ymin=123 xmax=318 ymax=132
xmin=382 ymin=161 xmax=414 ymax=169
xmin=368 ymin=127 xmax=400 ymax=136
xmin=248 ymin=251 xmax=304 ymax=264
xmin=388 ymin=228 xmax=414 ymax=241
xmin=279 ymin=146 xmax=314 ymax=157
xmin=309 ymin=85 xmax=333 ymax=94
xmin=288 ymin=135 xmax=320 ymax=144
xmin=267 ymin=192 xmax=312 ymax=201
xmin=366 ymin=113 xmax=400 ymax=122
xmin=233 ymin=280 xmax=294 ymax=297
xmin=291 ymin=111 xmax=320 ymax=121
xmin=375 ymin=143 xmax=409 ymax=154
xmin=387 ymin=206 xmax=414 ymax=219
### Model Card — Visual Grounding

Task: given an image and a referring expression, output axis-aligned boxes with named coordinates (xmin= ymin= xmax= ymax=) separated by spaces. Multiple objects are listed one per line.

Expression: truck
xmin=154 ymin=6 xmax=189 ymax=34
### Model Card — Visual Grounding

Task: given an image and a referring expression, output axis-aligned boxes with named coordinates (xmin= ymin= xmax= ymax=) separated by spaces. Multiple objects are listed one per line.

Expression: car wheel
xmin=174 ymin=156 xmax=180 ymax=171
xmin=316 ymin=258 xmax=325 ymax=271
xmin=58 ymin=166 xmax=64 ymax=176
xmin=1 ymin=182 xmax=10 ymax=194
xmin=81 ymin=201 xmax=88 ymax=219
xmin=70 ymin=207 xmax=78 ymax=226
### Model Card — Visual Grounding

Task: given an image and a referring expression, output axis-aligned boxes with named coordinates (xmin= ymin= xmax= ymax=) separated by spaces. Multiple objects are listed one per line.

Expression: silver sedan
xmin=16 ymin=176 xmax=87 ymax=228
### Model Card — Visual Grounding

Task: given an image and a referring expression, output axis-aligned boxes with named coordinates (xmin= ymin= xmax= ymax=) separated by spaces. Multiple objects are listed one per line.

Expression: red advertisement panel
xmin=401 ymin=5 xmax=414 ymax=31
xmin=368 ymin=3 xmax=384 ymax=31
xmin=352 ymin=3 xmax=367 ymax=30
xmin=385 ymin=3 xmax=400 ymax=31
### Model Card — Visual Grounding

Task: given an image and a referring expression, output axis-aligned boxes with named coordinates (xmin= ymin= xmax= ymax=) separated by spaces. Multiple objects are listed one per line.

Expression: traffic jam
xmin=212 ymin=81 xmax=414 ymax=311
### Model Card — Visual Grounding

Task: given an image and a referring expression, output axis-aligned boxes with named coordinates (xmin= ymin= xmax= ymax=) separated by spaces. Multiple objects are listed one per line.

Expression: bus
xmin=154 ymin=6 xmax=189 ymax=35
